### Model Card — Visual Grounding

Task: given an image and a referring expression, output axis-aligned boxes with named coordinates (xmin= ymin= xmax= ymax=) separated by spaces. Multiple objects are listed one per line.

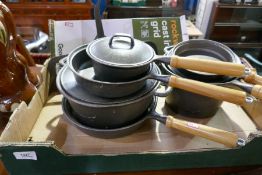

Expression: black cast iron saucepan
xmin=68 ymin=43 xmax=253 ymax=105
xmin=62 ymin=97 xmax=245 ymax=148
xmin=67 ymin=44 xmax=152 ymax=98
xmin=163 ymin=40 xmax=262 ymax=101
xmin=162 ymin=64 xmax=260 ymax=118
xmin=56 ymin=63 xmax=161 ymax=128
xmin=84 ymin=33 xmax=258 ymax=83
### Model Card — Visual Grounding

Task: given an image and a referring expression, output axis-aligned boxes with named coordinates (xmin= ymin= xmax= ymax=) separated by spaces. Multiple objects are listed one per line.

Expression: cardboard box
xmin=0 ymin=58 xmax=262 ymax=174
xmin=49 ymin=16 xmax=189 ymax=57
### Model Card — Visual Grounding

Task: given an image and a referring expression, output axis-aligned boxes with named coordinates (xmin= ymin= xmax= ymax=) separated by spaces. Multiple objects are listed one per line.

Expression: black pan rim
xmin=68 ymin=44 xmax=155 ymax=85
xmin=61 ymin=96 xmax=157 ymax=132
xmin=57 ymin=66 xmax=160 ymax=107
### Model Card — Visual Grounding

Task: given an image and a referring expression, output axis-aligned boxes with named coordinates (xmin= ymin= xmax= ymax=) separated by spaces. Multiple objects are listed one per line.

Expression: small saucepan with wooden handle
xmin=163 ymin=39 xmax=262 ymax=101
xmin=163 ymin=39 xmax=262 ymax=86
xmin=84 ymin=33 xmax=256 ymax=83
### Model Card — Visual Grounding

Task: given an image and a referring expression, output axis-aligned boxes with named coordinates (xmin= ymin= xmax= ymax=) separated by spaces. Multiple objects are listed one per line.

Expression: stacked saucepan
xmin=57 ymin=33 xmax=262 ymax=147
xmin=161 ymin=39 xmax=262 ymax=118
xmin=56 ymin=0 xmax=262 ymax=148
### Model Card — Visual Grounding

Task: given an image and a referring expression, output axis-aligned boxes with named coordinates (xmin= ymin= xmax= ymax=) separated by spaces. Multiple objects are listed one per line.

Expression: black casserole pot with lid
xmin=68 ymin=44 xmax=154 ymax=98
xmin=86 ymin=33 xmax=155 ymax=82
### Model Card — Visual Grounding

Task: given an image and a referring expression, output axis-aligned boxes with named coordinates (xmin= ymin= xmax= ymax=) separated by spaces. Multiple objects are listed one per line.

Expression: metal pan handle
xmin=230 ymin=80 xmax=262 ymax=101
xmin=109 ymin=33 xmax=135 ymax=49
xmin=154 ymin=86 xmax=172 ymax=97
xmin=244 ymin=70 xmax=262 ymax=86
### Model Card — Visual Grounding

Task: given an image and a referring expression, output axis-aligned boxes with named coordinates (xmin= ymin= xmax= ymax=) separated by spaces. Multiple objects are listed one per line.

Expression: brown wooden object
xmin=0 ymin=2 xmax=37 ymax=112
xmin=166 ymin=116 xmax=239 ymax=148
xmin=3 ymin=0 xmax=93 ymax=33
xmin=168 ymin=76 xmax=247 ymax=105
xmin=170 ymin=55 xmax=246 ymax=77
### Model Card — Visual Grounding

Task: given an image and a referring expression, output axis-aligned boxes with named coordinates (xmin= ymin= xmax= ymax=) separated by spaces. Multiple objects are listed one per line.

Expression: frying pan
xmin=163 ymin=40 xmax=262 ymax=86
xmin=163 ymin=41 xmax=262 ymax=101
xmin=163 ymin=39 xmax=241 ymax=82
xmin=62 ymin=97 xmax=245 ymax=148
xmin=58 ymin=60 xmax=159 ymax=105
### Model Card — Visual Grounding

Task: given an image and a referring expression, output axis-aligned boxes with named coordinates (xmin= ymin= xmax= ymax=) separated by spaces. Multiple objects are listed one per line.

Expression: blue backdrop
xmin=92 ymin=0 xmax=107 ymax=16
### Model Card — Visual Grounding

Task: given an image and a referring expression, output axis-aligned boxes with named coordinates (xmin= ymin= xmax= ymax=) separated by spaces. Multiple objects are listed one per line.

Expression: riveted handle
xmin=251 ymin=85 xmax=262 ymax=101
xmin=166 ymin=116 xmax=240 ymax=148
xmin=244 ymin=70 xmax=262 ymax=86
xmin=109 ymin=33 xmax=135 ymax=49
xmin=170 ymin=56 xmax=246 ymax=77
xmin=168 ymin=76 xmax=247 ymax=105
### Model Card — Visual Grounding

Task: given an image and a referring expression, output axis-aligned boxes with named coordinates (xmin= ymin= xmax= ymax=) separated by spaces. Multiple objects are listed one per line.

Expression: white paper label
xmin=187 ymin=122 xmax=199 ymax=129
xmin=13 ymin=151 xmax=37 ymax=160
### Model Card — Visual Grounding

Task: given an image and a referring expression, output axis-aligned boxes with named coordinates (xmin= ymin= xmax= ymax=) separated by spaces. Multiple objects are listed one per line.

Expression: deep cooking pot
xmin=85 ymin=34 xmax=247 ymax=82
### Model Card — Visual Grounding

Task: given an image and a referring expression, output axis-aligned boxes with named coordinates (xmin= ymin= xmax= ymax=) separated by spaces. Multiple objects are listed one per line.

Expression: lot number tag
xmin=13 ymin=151 xmax=37 ymax=160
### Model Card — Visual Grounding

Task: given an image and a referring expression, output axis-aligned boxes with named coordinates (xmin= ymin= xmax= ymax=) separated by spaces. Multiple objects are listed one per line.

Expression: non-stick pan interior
xmin=62 ymin=97 xmax=157 ymax=138
xmin=170 ymin=39 xmax=238 ymax=62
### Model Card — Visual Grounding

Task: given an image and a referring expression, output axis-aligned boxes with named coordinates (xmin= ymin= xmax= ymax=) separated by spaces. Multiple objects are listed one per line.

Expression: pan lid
xmin=86 ymin=33 xmax=155 ymax=67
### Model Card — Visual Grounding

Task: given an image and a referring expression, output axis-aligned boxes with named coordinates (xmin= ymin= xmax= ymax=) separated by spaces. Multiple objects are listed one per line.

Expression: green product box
xmin=111 ymin=0 xmax=146 ymax=6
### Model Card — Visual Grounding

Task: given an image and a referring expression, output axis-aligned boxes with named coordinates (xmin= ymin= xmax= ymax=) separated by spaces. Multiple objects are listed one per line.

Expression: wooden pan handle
xmin=166 ymin=116 xmax=240 ymax=148
xmin=251 ymin=85 xmax=262 ymax=101
xmin=170 ymin=56 xmax=245 ymax=77
xmin=244 ymin=71 xmax=262 ymax=86
xmin=168 ymin=76 xmax=247 ymax=105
